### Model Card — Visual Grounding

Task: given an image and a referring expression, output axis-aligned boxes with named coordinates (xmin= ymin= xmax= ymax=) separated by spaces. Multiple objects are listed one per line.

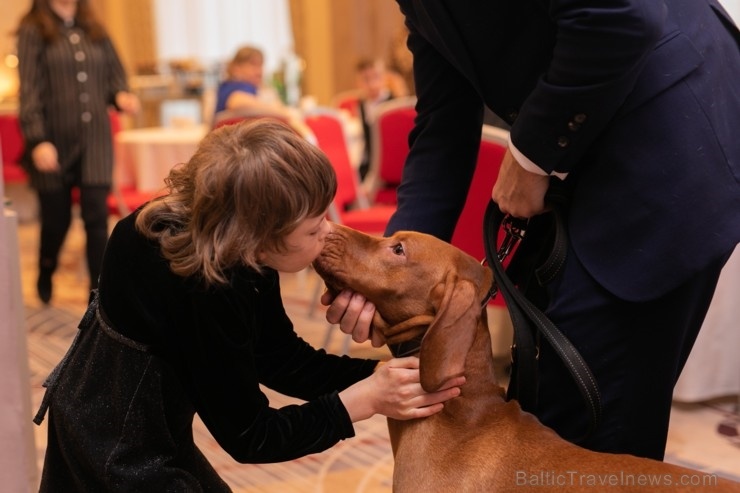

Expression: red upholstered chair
xmin=303 ymin=109 xmax=397 ymax=352
xmin=331 ymin=90 xmax=362 ymax=119
xmin=0 ymin=110 xmax=146 ymax=215
xmin=450 ymin=125 xmax=509 ymax=307
xmin=212 ymin=108 xmax=292 ymax=130
xmin=363 ymin=96 xmax=417 ymax=205
xmin=303 ymin=108 xmax=396 ymax=233
xmin=0 ymin=114 xmax=28 ymax=185
xmin=211 ymin=108 xmax=317 ymax=149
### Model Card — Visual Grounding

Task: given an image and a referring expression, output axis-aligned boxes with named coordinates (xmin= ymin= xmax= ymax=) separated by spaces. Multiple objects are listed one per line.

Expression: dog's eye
xmin=392 ymin=243 xmax=405 ymax=256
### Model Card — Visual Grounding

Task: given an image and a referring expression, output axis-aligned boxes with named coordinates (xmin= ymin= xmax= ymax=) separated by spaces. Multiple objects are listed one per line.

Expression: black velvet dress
xmin=34 ymin=212 xmax=378 ymax=491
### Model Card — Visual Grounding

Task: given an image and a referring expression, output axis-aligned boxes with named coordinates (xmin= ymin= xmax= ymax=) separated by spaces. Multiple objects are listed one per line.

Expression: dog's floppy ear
xmin=419 ymin=272 xmax=480 ymax=392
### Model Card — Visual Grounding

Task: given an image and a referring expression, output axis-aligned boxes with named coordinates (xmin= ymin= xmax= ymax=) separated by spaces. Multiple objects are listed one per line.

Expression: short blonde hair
xmin=136 ymin=120 xmax=337 ymax=285
xmin=226 ymin=45 xmax=264 ymax=79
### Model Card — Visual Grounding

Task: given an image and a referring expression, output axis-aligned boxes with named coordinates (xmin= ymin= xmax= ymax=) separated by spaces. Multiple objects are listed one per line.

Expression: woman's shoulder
xmin=17 ymin=19 xmax=42 ymax=39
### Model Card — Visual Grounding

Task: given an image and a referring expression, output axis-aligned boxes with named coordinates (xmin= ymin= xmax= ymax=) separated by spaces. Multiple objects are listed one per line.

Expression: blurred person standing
xmin=16 ymin=0 xmax=139 ymax=304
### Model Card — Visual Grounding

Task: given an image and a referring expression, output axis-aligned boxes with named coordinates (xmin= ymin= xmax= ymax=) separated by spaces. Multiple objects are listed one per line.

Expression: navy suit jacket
xmin=387 ymin=0 xmax=740 ymax=301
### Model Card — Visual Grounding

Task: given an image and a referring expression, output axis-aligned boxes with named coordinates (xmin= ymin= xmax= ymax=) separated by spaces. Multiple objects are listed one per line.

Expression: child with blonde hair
xmin=34 ymin=120 xmax=463 ymax=490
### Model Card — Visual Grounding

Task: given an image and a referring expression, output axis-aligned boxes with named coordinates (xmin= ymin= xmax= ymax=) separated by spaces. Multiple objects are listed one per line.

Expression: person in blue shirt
xmin=214 ymin=45 xmax=263 ymax=114
xmin=213 ymin=45 xmax=311 ymax=137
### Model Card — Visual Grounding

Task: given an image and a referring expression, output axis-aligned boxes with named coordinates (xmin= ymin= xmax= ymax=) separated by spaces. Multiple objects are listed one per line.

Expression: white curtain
xmin=153 ymin=0 xmax=294 ymax=75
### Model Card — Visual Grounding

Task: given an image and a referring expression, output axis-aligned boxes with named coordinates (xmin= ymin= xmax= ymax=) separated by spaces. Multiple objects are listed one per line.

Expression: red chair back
xmin=450 ymin=125 xmax=508 ymax=307
xmin=332 ymin=90 xmax=362 ymax=119
xmin=304 ymin=111 xmax=358 ymax=211
xmin=375 ymin=100 xmax=415 ymax=184
xmin=303 ymin=108 xmax=396 ymax=234
xmin=0 ymin=114 xmax=28 ymax=184
xmin=212 ymin=109 xmax=292 ymax=130
xmin=367 ymin=97 xmax=417 ymax=204
xmin=451 ymin=125 xmax=508 ymax=262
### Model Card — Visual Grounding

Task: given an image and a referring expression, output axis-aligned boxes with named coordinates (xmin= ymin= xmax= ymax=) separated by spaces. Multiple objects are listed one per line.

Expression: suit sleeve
xmin=511 ymin=0 xmax=666 ymax=174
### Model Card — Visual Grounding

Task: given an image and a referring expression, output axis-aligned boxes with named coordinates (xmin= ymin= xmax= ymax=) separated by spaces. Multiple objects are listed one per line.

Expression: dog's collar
xmin=388 ymin=336 xmax=424 ymax=358
xmin=387 ymin=291 xmax=493 ymax=358
xmin=384 ymin=315 xmax=433 ymax=358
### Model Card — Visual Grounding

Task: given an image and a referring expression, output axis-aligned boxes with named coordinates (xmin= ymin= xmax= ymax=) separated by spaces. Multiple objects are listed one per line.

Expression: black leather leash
xmin=483 ymin=190 xmax=602 ymax=440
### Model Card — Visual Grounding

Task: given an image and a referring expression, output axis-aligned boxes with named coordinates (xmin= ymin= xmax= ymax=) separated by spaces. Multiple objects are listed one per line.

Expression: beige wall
xmin=98 ymin=0 xmax=157 ymax=77
xmin=0 ymin=1 xmax=29 ymax=104
xmin=290 ymin=0 xmax=406 ymax=104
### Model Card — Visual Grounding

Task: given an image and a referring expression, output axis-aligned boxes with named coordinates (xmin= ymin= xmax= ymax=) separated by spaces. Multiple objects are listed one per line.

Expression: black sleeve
xmin=101 ymin=217 xmax=379 ymax=463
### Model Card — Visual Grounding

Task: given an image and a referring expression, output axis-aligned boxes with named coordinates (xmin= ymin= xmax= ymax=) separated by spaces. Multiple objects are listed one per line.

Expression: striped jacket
xmin=17 ymin=18 xmax=129 ymax=191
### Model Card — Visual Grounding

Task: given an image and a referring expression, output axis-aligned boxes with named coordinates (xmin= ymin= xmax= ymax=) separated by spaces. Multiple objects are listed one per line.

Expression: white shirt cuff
xmin=507 ymin=133 xmax=568 ymax=180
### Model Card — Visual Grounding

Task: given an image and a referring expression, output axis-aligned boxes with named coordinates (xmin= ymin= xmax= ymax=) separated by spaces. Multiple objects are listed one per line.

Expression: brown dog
xmin=313 ymin=224 xmax=740 ymax=492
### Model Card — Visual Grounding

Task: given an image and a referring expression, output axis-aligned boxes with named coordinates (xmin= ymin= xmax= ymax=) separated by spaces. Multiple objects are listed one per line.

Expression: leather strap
xmin=483 ymin=197 xmax=602 ymax=440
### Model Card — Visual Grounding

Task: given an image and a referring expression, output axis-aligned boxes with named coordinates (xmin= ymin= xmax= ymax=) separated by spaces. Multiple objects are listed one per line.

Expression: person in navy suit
xmin=324 ymin=0 xmax=740 ymax=460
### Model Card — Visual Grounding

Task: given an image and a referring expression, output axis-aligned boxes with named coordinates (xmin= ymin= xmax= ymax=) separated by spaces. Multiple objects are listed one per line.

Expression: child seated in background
xmin=214 ymin=45 xmax=309 ymax=135
xmin=354 ymin=57 xmax=409 ymax=180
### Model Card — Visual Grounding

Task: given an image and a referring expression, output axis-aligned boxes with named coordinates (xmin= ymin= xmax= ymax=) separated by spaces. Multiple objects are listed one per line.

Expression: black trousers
xmin=37 ymin=185 xmax=110 ymax=289
xmin=531 ymin=244 xmax=728 ymax=461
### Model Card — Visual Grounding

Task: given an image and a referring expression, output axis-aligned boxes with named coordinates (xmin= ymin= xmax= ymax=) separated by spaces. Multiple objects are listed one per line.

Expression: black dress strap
xmin=33 ymin=290 xmax=151 ymax=425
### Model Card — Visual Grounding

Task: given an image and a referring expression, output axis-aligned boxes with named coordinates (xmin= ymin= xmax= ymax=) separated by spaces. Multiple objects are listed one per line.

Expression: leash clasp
xmin=480 ymin=215 xmax=528 ymax=307
xmin=498 ymin=215 xmax=528 ymax=261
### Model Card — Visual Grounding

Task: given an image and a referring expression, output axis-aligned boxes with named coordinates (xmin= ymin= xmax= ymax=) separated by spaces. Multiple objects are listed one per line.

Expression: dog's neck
xmin=384 ymin=308 xmax=508 ymax=412
xmin=446 ymin=310 xmax=508 ymax=414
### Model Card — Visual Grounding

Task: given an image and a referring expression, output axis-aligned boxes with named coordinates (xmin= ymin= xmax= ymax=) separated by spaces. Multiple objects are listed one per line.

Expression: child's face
xmin=357 ymin=64 xmax=386 ymax=99
xmin=257 ymin=212 xmax=330 ymax=273
xmin=232 ymin=56 xmax=264 ymax=86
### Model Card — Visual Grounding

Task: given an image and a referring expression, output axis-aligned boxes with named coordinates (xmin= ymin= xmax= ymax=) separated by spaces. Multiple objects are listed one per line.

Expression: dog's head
xmin=313 ymin=224 xmax=493 ymax=391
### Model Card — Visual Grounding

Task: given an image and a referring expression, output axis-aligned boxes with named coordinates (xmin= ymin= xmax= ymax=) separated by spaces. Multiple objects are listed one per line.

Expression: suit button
xmin=567 ymin=121 xmax=581 ymax=132
xmin=557 ymin=136 xmax=569 ymax=148
xmin=573 ymin=113 xmax=587 ymax=124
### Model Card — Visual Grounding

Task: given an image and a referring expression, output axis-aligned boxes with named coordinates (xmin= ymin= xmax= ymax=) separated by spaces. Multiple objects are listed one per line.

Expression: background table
xmin=115 ymin=124 xmax=208 ymax=192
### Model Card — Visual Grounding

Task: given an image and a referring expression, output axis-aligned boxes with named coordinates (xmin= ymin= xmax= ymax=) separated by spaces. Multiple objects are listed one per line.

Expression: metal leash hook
xmin=480 ymin=214 xmax=529 ymax=307
xmin=499 ymin=216 xmax=528 ymax=261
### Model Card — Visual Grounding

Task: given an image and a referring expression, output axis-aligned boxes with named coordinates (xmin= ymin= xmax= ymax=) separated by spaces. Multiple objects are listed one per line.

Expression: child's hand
xmin=322 ymin=289 xmax=383 ymax=347
xmin=339 ymin=357 xmax=465 ymax=422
